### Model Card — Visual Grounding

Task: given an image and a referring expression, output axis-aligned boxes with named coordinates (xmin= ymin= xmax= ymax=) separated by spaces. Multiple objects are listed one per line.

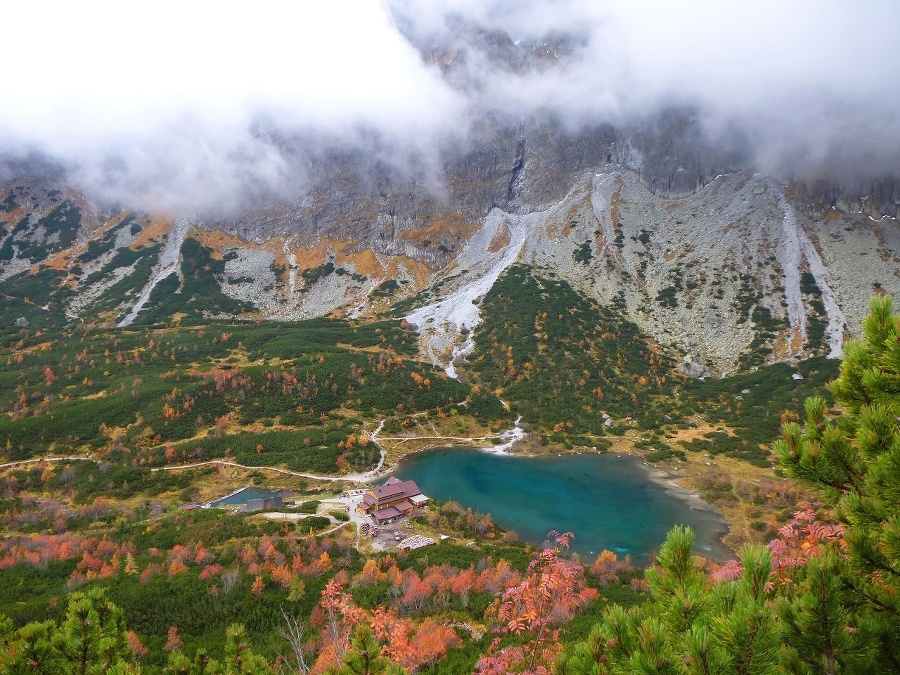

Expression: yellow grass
xmin=131 ymin=216 xmax=174 ymax=248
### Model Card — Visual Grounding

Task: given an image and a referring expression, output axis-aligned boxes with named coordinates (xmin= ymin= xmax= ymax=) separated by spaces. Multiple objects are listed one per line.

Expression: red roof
xmin=371 ymin=506 xmax=402 ymax=522
xmin=368 ymin=478 xmax=423 ymax=503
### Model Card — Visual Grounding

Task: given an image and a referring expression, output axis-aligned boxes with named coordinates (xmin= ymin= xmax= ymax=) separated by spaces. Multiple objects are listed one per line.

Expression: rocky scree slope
xmin=1 ymin=166 xmax=897 ymax=378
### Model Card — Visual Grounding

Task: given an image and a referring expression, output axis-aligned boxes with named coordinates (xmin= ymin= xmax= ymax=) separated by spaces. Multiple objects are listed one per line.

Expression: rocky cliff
xmin=1 ymin=158 xmax=897 ymax=378
xmin=1 ymin=22 xmax=898 ymax=377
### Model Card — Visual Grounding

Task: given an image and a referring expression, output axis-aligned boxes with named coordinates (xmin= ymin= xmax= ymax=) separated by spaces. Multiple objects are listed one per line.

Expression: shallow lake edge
xmin=392 ymin=444 xmax=735 ymax=562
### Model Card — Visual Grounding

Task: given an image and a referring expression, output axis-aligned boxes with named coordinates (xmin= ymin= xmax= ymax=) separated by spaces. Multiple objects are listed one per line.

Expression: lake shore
xmin=202 ymin=413 xmax=778 ymax=558
xmin=374 ymin=419 xmax=783 ymax=557
xmin=395 ymin=447 xmax=733 ymax=564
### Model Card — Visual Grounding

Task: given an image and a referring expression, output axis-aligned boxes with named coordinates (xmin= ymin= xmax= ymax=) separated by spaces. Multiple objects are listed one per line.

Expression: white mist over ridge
xmin=2 ymin=1 xmax=900 ymax=211
xmin=0 ymin=1 xmax=464 ymax=211
xmin=394 ymin=0 xmax=900 ymax=178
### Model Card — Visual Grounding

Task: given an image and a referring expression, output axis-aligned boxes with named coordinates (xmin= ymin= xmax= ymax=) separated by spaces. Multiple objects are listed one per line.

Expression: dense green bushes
xmin=469 ymin=266 xmax=678 ymax=440
xmin=0 ymin=309 xmax=502 ymax=473
xmin=676 ymin=356 xmax=838 ymax=464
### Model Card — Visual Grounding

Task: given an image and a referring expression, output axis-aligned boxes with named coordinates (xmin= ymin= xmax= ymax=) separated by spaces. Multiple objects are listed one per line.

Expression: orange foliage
xmin=590 ymin=549 xmax=634 ymax=586
xmin=165 ymin=626 xmax=182 ymax=652
xmin=199 ymin=564 xmax=224 ymax=581
xmin=270 ymin=564 xmax=293 ymax=590
xmin=168 ymin=558 xmax=188 ymax=576
xmin=126 ymin=630 xmax=148 ymax=660
xmin=311 ymin=578 xmax=461 ymax=674
xmin=407 ymin=618 xmax=462 ymax=669
xmin=140 ymin=565 xmax=159 ymax=585
xmin=356 ymin=559 xmax=385 ymax=585
xmin=477 ymin=532 xmax=598 ymax=674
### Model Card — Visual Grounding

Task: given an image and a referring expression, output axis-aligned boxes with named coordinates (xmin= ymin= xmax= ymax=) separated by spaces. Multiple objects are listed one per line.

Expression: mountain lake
xmin=395 ymin=449 xmax=732 ymax=564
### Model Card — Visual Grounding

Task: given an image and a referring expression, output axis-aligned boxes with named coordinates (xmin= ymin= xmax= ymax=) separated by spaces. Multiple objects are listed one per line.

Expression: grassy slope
xmin=467 ymin=265 xmax=838 ymax=462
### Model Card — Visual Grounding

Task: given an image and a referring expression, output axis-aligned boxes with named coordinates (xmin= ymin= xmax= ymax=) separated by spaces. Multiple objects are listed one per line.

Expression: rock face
xmin=520 ymin=170 xmax=867 ymax=375
xmin=203 ymin=108 xmax=755 ymax=249
xmin=1 ymin=22 xmax=898 ymax=375
xmin=1 ymin=161 xmax=898 ymax=376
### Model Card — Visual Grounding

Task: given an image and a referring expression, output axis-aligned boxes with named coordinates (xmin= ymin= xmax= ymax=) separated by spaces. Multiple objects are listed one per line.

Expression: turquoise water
xmin=395 ymin=450 xmax=731 ymax=564
xmin=207 ymin=487 xmax=286 ymax=507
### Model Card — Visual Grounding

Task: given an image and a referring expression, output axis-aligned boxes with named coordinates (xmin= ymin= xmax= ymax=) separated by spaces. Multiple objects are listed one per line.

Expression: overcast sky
xmin=3 ymin=0 xmax=899 ymax=211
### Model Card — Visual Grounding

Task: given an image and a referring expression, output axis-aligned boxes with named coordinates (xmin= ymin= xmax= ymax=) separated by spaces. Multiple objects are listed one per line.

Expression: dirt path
xmin=2 ymin=419 xmax=524 ymax=489
xmin=0 ymin=456 xmax=99 ymax=470
xmin=260 ymin=510 xmax=354 ymax=539
xmin=151 ymin=459 xmax=363 ymax=483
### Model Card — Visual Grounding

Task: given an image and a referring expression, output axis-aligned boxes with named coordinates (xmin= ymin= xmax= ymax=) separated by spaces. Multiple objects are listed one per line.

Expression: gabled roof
xmin=368 ymin=478 xmax=423 ymax=503
xmin=371 ymin=506 xmax=402 ymax=522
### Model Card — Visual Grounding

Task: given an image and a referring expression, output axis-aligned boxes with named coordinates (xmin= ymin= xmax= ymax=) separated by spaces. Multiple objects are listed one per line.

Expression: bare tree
xmin=220 ymin=566 xmax=240 ymax=595
xmin=277 ymin=607 xmax=311 ymax=675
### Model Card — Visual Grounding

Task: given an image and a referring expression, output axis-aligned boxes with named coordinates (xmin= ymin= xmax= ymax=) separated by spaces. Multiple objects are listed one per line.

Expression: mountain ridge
xmin=1 ymin=166 xmax=897 ymax=376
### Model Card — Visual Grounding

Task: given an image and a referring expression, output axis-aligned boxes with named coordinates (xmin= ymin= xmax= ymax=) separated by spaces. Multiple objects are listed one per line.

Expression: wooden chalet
xmin=358 ymin=476 xmax=429 ymax=523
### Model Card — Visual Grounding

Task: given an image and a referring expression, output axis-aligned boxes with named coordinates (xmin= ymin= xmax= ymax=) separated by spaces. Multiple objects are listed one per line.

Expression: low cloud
xmin=1 ymin=1 xmax=464 ymax=211
xmin=2 ymin=1 xmax=899 ymax=212
xmin=394 ymin=0 xmax=900 ymax=179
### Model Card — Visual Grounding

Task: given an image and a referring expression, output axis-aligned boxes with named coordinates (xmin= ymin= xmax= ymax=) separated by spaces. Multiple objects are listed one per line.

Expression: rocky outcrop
xmin=3 ymin=164 xmax=898 ymax=376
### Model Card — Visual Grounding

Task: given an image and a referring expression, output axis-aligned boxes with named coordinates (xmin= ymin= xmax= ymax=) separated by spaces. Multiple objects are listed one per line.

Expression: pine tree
xmin=775 ymin=295 xmax=900 ymax=669
xmin=777 ymin=551 xmax=876 ymax=674
xmin=222 ymin=624 xmax=271 ymax=675
xmin=3 ymin=620 xmax=65 ymax=674
xmin=0 ymin=590 xmax=133 ymax=674
xmin=53 ymin=588 xmax=132 ymax=675
xmin=556 ymin=530 xmax=781 ymax=674
xmin=165 ymin=647 xmax=220 ymax=675
xmin=1 ymin=596 xmax=275 ymax=675
xmin=326 ymin=626 xmax=406 ymax=675
xmin=287 ymin=576 xmax=306 ymax=603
